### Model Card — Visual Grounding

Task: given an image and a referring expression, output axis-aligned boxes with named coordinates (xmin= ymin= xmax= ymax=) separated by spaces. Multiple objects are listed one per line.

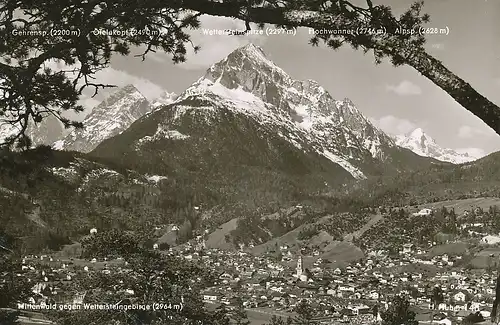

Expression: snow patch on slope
xmin=179 ymin=79 xmax=271 ymax=117
xmin=51 ymin=166 xmax=79 ymax=178
xmin=136 ymin=125 xmax=190 ymax=148
xmin=52 ymin=140 xmax=64 ymax=150
xmin=321 ymin=150 xmax=366 ymax=180
xmin=77 ymin=168 xmax=121 ymax=193
xmin=146 ymin=175 xmax=168 ymax=183
xmin=291 ymin=103 xmax=339 ymax=131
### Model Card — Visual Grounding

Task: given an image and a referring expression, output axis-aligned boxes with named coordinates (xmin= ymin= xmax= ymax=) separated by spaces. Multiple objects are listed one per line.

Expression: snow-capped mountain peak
xmin=169 ymin=43 xmax=409 ymax=178
xmin=53 ymin=84 xmax=151 ymax=153
xmin=396 ymin=128 xmax=437 ymax=152
xmin=396 ymin=128 xmax=477 ymax=164
xmin=223 ymin=43 xmax=284 ymax=74
xmin=397 ymin=128 xmax=438 ymax=149
xmin=410 ymin=127 xmax=434 ymax=141
xmin=151 ymin=91 xmax=177 ymax=109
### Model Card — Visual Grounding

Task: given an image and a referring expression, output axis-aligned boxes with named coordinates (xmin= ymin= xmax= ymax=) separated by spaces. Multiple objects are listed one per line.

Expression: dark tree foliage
xmin=492 ymin=274 xmax=500 ymax=323
xmin=431 ymin=286 xmax=444 ymax=307
xmin=463 ymin=312 xmax=484 ymax=325
xmin=293 ymin=299 xmax=317 ymax=324
xmin=80 ymin=229 xmax=142 ymax=259
xmin=381 ymin=296 xmax=418 ymax=325
xmin=265 ymin=315 xmax=293 ymax=325
xmin=50 ymin=229 xmax=228 ymax=325
xmin=297 ymin=225 xmax=320 ymax=240
xmin=232 ymin=297 xmax=250 ymax=325
xmin=213 ymin=303 xmax=231 ymax=325
xmin=1 ymin=0 xmax=499 ymax=149
xmin=0 ymin=252 xmax=34 ymax=325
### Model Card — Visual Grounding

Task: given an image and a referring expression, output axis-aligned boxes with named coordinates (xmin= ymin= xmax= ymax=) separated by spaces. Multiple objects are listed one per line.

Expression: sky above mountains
xmin=78 ymin=0 xmax=500 ymax=158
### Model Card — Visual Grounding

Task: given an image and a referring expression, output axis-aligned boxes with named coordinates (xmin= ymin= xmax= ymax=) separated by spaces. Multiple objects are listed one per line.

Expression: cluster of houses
xmin=179 ymin=234 xmax=497 ymax=324
xmin=13 ymin=209 xmax=500 ymax=325
xmin=17 ymin=255 xmax=83 ymax=305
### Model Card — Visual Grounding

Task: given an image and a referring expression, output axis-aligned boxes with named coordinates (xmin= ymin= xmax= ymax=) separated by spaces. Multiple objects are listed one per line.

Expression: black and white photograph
xmin=1 ymin=0 xmax=500 ymax=324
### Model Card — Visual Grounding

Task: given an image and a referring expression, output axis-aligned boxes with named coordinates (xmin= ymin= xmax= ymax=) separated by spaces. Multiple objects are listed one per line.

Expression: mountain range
xmin=0 ymin=86 xmax=179 ymax=154
xmin=0 ymin=45 xmax=476 ymax=168
xmin=90 ymin=44 xmax=435 ymax=183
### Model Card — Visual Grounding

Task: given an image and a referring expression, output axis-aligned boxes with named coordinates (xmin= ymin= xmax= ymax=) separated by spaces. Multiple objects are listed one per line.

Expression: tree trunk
xmin=176 ymin=0 xmax=500 ymax=135
xmin=493 ymin=274 xmax=500 ymax=323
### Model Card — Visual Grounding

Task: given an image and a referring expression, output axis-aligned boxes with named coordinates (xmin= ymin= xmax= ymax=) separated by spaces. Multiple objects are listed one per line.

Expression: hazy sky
xmin=82 ymin=0 xmax=500 ymax=157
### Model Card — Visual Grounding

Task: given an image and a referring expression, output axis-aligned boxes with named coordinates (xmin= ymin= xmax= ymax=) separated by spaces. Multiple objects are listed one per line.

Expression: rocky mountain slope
xmin=2 ymin=145 xmax=499 ymax=255
xmin=0 ymin=146 xmax=198 ymax=252
xmin=344 ymin=150 xmax=500 ymax=209
xmin=396 ymin=128 xmax=478 ymax=164
xmin=52 ymin=84 xmax=152 ymax=153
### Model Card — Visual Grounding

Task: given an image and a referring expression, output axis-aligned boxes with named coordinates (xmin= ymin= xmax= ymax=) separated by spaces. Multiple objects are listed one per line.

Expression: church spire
xmin=296 ymin=254 xmax=303 ymax=277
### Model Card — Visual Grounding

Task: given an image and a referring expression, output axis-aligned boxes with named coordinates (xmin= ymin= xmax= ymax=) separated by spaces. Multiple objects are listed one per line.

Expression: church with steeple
xmin=295 ymin=254 xmax=308 ymax=282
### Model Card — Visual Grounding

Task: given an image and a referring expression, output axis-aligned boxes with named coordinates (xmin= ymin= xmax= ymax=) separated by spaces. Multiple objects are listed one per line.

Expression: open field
xmin=24 ymin=257 xmax=126 ymax=270
xmin=206 ymin=217 xmax=239 ymax=249
xmin=416 ymin=197 xmax=500 ymax=215
xmin=205 ymin=303 xmax=295 ymax=325
xmin=343 ymin=214 xmax=383 ymax=242
xmin=246 ymin=308 xmax=296 ymax=325
xmin=429 ymin=242 xmax=468 ymax=256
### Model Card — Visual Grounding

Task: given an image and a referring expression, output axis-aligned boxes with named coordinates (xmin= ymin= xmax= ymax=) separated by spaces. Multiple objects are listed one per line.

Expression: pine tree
xmin=293 ymin=299 xmax=317 ymax=325
xmin=431 ymin=286 xmax=444 ymax=308
xmin=381 ymin=296 xmax=418 ymax=325
xmin=0 ymin=253 xmax=33 ymax=324
xmin=214 ymin=304 xmax=231 ymax=325
xmin=51 ymin=229 xmax=231 ymax=325
xmin=494 ymin=274 xmax=500 ymax=323
xmin=449 ymin=208 xmax=457 ymax=234
xmin=232 ymin=297 xmax=250 ymax=325
xmin=266 ymin=315 xmax=293 ymax=325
